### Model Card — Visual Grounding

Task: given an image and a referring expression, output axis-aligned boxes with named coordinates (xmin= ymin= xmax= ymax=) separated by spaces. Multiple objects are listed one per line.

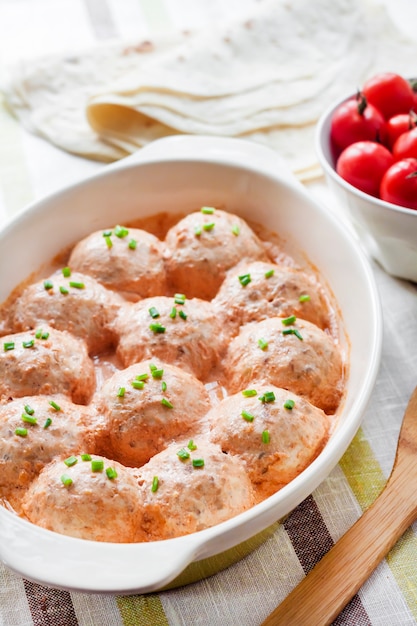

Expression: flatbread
xmin=2 ymin=0 xmax=417 ymax=179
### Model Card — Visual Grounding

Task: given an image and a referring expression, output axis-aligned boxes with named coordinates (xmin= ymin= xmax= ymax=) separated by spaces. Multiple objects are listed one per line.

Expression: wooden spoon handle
xmin=261 ymin=462 xmax=417 ymax=626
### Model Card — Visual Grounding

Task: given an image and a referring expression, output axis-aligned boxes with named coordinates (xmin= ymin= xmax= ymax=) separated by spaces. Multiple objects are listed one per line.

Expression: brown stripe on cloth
xmin=23 ymin=580 xmax=79 ymax=626
xmin=283 ymin=495 xmax=372 ymax=626
xmin=82 ymin=0 xmax=119 ymax=39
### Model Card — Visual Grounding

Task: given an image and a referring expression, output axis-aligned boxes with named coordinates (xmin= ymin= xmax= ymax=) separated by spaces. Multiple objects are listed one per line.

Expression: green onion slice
xmin=22 ymin=339 xmax=35 ymax=348
xmin=43 ymin=280 xmax=53 ymax=290
xmin=264 ymin=269 xmax=275 ymax=279
xmin=106 ymin=467 xmax=118 ymax=480
xmin=231 ymin=225 xmax=240 ymax=236
xmin=148 ymin=306 xmax=160 ymax=319
xmin=149 ymin=322 xmax=166 ymax=334
xmin=117 ymin=387 xmax=125 ymax=398
xmin=203 ymin=222 xmax=215 ymax=231
xmin=62 ymin=267 xmax=71 ymax=277
xmin=161 ymin=380 xmax=167 ymax=392
xmin=114 ymin=225 xmax=129 ymax=238
xmin=259 ymin=391 xmax=276 ymax=404
xmin=258 ymin=338 xmax=268 ymax=350
xmin=174 ymin=293 xmax=186 ymax=305
xmin=194 ymin=226 xmax=202 ymax=237
xmin=69 ymin=281 xmax=85 ymax=289
xmin=282 ymin=328 xmax=303 ymax=341
xmin=43 ymin=417 xmax=52 ymax=429
xmin=151 ymin=368 xmax=164 ymax=379
xmin=187 ymin=439 xmax=197 ymax=451
xmin=169 ymin=307 xmax=177 ymax=319
xmin=91 ymin=459 xmax=104 ymax=472
xmin=61 ymin=474 xmax=73 ymax=487
xmin=24 ymin=404 xmax=35 ymax=415
xmin=15 ymin=427 xmax=27 ymax=437
xmin=21 ymin=413 xmax=37 ymax=425
xmin=135 ymin=373 xmax=149 ymax=381
xmin=59 ymin=286 xmax=69 ymax=295
xmin=299 ymin=293 xmax=311 ymax=302
xmin=177 ymin=448 xmax=190 ymax=461
xmin=128 ymin=238 xmax=137 ymax=250
xmin=81 ymin=453 xmax=91 ymax=461
xmin=179 ymin=310 xmax=187 ymax=320
xmin=241 ymin=410 xmax=255 ymax=422
xmin=104 ymin=234 xmax=113 ymax=248
xmin=262 ymin=430 xmax=271 ymax=444
xmin=242 ymin=389 xmax=257 ymax=397
xmin=192 ymin=458 xmax=205 ymax=468
xmin=3 ymin=342 xmax=15 ymax=351
xmin=49 ymin=400 xmax=61 ymax=411
xmin=282 ymin=315 xmax=297 ymax=326
xmin=238 ymin=273 xmax=251 ymax=287
xmin=151 ymin=476 xmax=159 ymax=492
xmin=131 ymin=380 xmax=145 ymax=390
xmin=201 ymin=206 xmax=215 ymax=214
xmin=161 ymin=398 xmax=173 ymax=409
xmin=284 ymin=399 xmax=295 ymax=410
xmin=64 ymin=455 xmax=78 ymax=467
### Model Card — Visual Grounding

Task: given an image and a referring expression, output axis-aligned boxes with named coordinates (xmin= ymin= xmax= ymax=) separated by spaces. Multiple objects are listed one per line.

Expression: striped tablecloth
xmin=1 ymin=1 xmax=417 ymax=625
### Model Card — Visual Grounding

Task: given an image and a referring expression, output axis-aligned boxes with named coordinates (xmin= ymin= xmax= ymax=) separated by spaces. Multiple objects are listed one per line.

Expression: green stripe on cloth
xmin=138 ymin=0 xmax=172 ymax=31
xmin=117 ymin=595 xmax=169 ymax=626
xmin=0 ymin=98 xmax=33 ymax=216
xmin=340 ymin=427 xmax=417 ymax=620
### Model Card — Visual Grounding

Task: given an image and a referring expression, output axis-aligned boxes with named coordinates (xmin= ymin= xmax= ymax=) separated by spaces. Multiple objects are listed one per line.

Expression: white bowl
xmin=316 ymin=93 xmax=417 ymax=283
xmin=0 ymin=136 xmax=382 ymax=594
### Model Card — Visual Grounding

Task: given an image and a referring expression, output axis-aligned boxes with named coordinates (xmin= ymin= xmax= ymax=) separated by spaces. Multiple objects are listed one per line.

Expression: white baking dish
xmin=0 ymin=136 xmax=382 ymax=594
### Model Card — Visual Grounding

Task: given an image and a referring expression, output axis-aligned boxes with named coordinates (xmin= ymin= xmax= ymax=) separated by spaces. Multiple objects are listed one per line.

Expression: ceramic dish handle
xmin=108 ymin=135 xmax=297 ymax=184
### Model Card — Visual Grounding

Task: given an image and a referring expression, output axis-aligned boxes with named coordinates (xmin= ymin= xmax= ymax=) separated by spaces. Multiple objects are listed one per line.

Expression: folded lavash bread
xmin=2 ymin=0 xmax=417 ymax=180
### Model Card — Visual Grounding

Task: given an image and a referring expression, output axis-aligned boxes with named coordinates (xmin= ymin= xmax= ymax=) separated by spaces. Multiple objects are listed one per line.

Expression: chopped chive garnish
xmin=149 ymin=322 xmax=166 ymax=334
xmin=69 ymin=281 xmax=85 ymax=289
xmin=91 ymin=459 xmax=104 ymax=472
xmin=203 ymin=222 xmax=215 ymax=231
xmin=231 ymin=225 xmax=240 ymax=236
xmin=131 ymin=380 xmax=145 ymax=390
xmin=262 ymin=430 xmax=270 ymax=444
xmin=241 ymin=410 xmax=255 ymax=422
xmin=59 ymin=286 xmax=69 ymax=295
xmin=4 ymin=342 xmax=15 ymax=351
xmin=238 ymin=273 xmax=251 ymax=287
xmin=264 ymin=269 xmax=275 ymax=279
xmin=15 ymin=427 xmax=27 ymax=437
xmin=282 ymin=315 xmax=297 ymax=326
xmin=179 ymin=310 xmax=187 ymax=320
xmin=242 ymin=389 xmax=257 ymax=397
xmin=62 ymin=267 xmax=71 ymax=277
xmin=40 ymin=331 xmax=50 ymax=340
xmin=187 ymin=439 xmax=197 ymax=451
xmin=149 ymin=363 xmax=157 ymax=371
xmin=102 ymin=230 xmax=112 ymax=237
xmin=151 ymin=476 xmax=159 ymax=492
xmin=259 ymin=391 xmax=276 ymax=404
xmin=106 ymin=467 xmax=118 ymax=480
xmin=22 ymin=339 xmax=35 ymax=348
xmin=81 ymin=453 xmax=91 ymax=461
xmin=299 ymin=293 xmax=311 ymax=302
xmin=284 ymin=399 xmax=295 ymax=410
xmin=201 ymin=206 xmax=215 ymax=214
xmin=135 ymin=373 xmax=149 ymax=381
xmin=21 ymin=413 xmax=37 ymax=425
xmin=192 ymin=458 xmax=205 ymax=468
xmin=35 ymin=329 xmax=42 ymax=338
xmin=49 ymin=400 xmax=61 ymax=411
xmin=174 ymin=293 xmax=186 ymax=305
xmin=282 ymin=328 xmax=303 ymax=341
xmin=148 ymin=306 xmax=160 ymax=319
xmin=161 ymin=398 xmax=173 ymax=409
xmin=64 ymin=455 xmax=78 ymax=467
xmin=61 ymin=474 xmax=73 ymax=487
xmin=43 ymin=417 xmax=52 ymax=429
xmin=161 ymin=380 xmax=167 ymax=392
xmin=128 ymin=238 xmax=137 ymax=250
xmin=194 ymin=226 xmax=202 ymax=237
xmin=43 ymin=280 xmax=53 ymax=290
xmin=169 ymin=307 xmax=177 ymax=319
xmin=104 ymin=235 xmax=112 ymax=248
xmin=258 ymin=338 xmax=268 ymax=350
xmin=177 ymin=448 xmax=190 ymax=461
xmin=24 ymin=404 xmax=35 ymax=415
xmin=117 ymin=386 xmax=125 ymax=398
xmin=151 ymin=368 xmax=164 ymax=379
xmin=114 ymin=225 xmax=129 ymax=238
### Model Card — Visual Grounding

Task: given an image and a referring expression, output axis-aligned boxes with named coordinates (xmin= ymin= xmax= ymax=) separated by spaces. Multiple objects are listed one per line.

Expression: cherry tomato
xmin=380 ymin=158 xmax=417 ymax=210
xmin=362 ymin=72 xmax=414 ymax=120
xmin=393 ymin=127 xmax=417 ymax=160
xmin=336 ymin=141 xmax=394 ymax=197
xmin=330 ymin=93 xmax=386 ymax=153
xmin=385 ymin=112 xmax=417 ymax=150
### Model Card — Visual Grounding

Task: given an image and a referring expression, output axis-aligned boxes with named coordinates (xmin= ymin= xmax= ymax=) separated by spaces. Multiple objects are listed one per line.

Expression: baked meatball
xmin=214 ymin=261 xmax=333 ymax=333
xmin=208 ymin=385 xmax=330 ymax=500
xmin=136 ymin=439 xmax=255 ymax=541
xmin=22 ymin=455 xmax=141 ymax=542
xmin=0 ymin=395 xmax=89 ymax=513
xmin=68 ymin=226 xmax=167 ymax=300
xmin=223 ymin=317 xmax=344 ymax=414
xmin=0 ymin=326 xmax=95 ymax=404
xmin=93 ymin=360 xmax=211 ymax=467
xmin=114 ymin=295 xmax=227 ymax=380
xmin=164 ymin=208 xmax=268 ymax=300
xmin=12 ymin=270 xmax=123 ymax=355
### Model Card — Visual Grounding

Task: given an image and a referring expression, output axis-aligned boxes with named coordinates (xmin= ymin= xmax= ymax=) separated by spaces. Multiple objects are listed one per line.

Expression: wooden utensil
xmin=262 ymin=386 xmax=417 ymax=626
